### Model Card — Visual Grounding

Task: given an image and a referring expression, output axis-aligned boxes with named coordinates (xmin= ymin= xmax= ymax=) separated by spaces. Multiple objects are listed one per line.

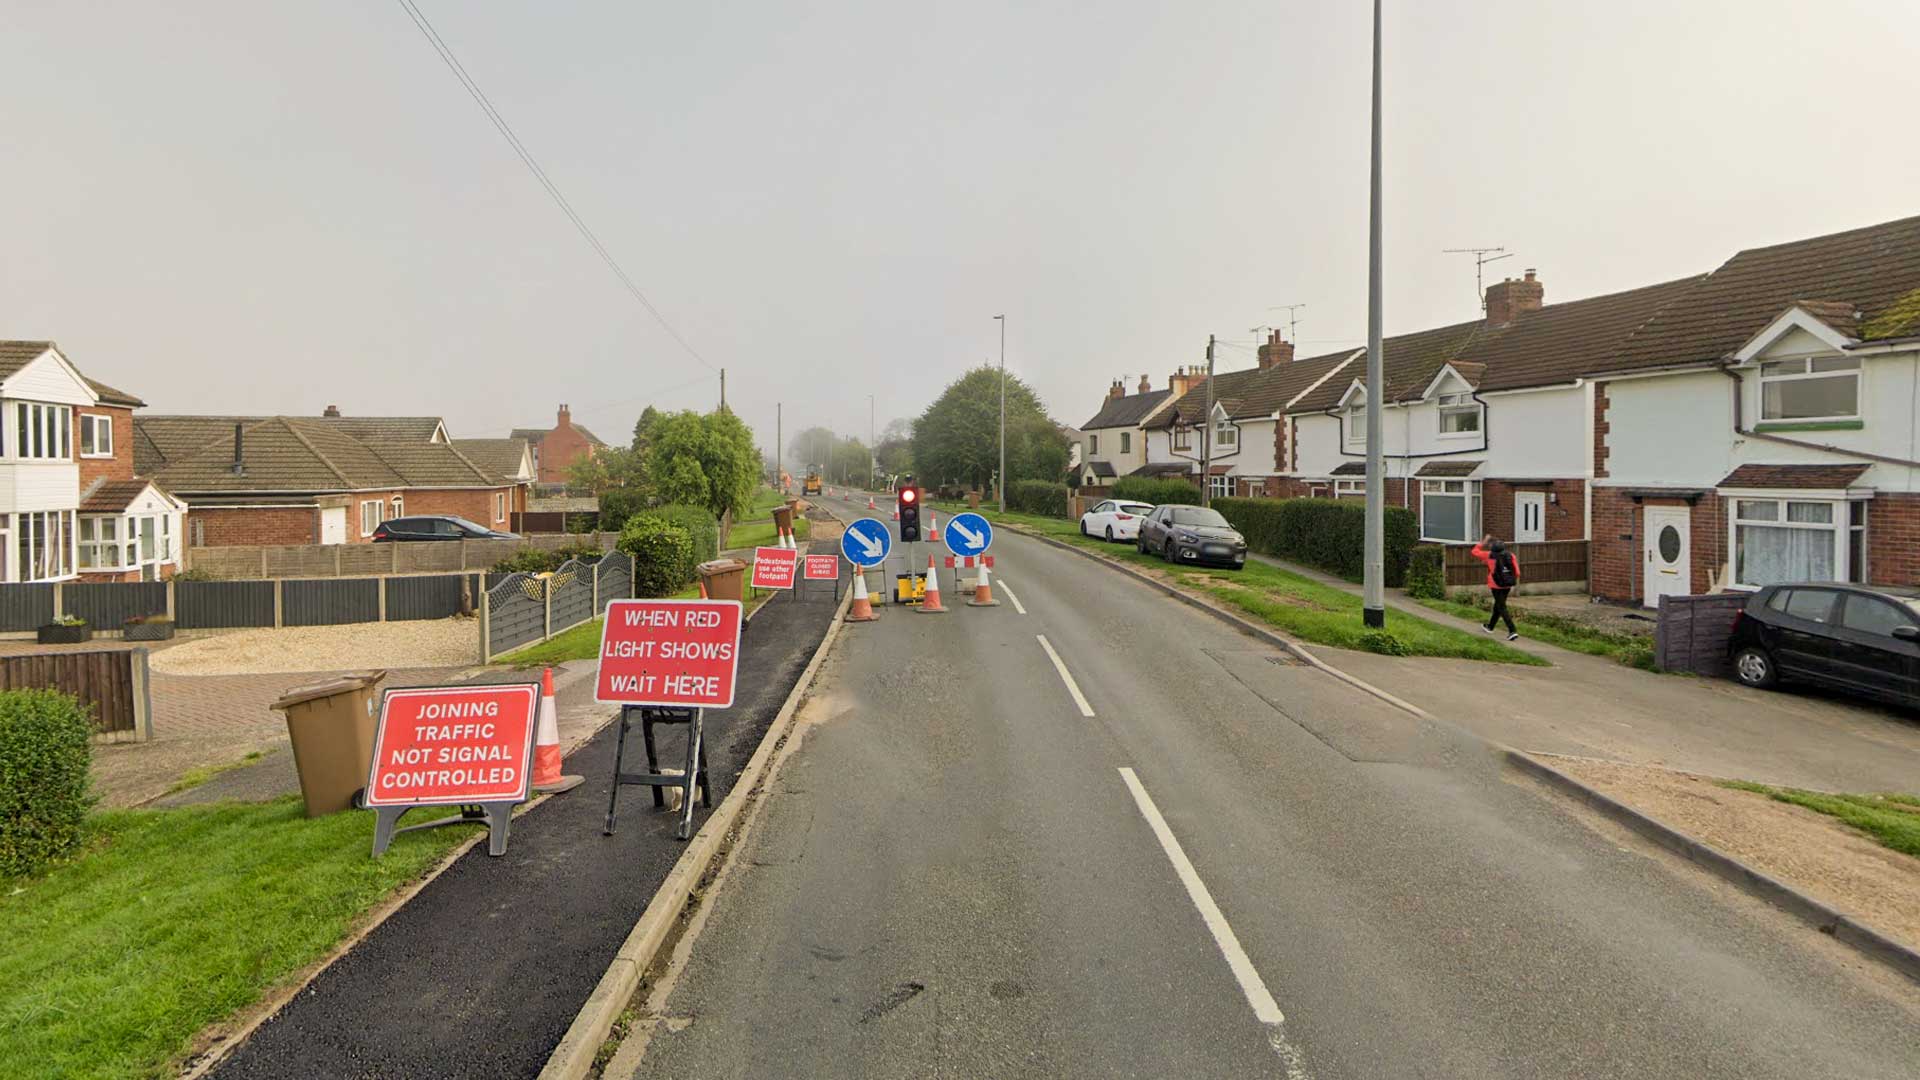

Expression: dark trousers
xmin=1486 ymin=588 xmax=1516 ymax=634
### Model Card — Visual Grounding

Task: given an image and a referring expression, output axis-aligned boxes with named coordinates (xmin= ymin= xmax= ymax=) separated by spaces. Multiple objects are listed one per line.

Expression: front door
xmin=1643 ymin=506 xmax=1690 ymax=609
xmin=1514 ymin=492 xmax=1546 ymax=543
xmin=320 ymin=506 xmax=347 ymax=545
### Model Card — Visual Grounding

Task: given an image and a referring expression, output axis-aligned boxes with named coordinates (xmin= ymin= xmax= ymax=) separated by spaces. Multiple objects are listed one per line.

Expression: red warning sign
xmin=804 ymin=554 xmax=839 ymax=581
xmin=365 ymin=684 xmax=539 ymax=806
xmin=596 ymin=598 xmax=744 ymax=708
xmin=750 ymin=546 xmax=798 ymax=589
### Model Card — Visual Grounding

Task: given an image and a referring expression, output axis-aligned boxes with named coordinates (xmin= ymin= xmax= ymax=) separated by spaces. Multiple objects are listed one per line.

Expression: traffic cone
xmin=916 ymin=554 xmax=948 ymax=613
xmin=532 ymin=667 xmax=583 ymax=794
xmin=927 ymin=508 xmax=940 ymax=542
xmin=967 ymin=559 xmax=1000 ymax=606
xmin=867 ymin=495 xmax=877 ymax=510
xmin=845 ymin=568 xmax=879 ymax=622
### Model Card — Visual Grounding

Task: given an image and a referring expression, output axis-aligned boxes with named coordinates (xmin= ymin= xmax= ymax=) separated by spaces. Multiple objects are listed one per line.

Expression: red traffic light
xmin=900 ymin=488 xmax=917 ymax=503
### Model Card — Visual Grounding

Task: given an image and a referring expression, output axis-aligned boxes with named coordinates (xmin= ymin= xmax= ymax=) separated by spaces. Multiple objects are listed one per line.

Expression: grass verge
xmin=1415 ymin=596 xmax=1657 ymax=670
xmin=941 ymin=504 xmax=1542 ymax=665
xmin=494 ymin=586 xmax=766 ymax=666
xmin=1718 ymin=781 xmax=1920 ymax=859
xmin=167 ymin=749 xmax=268 ymax=795
xmin=726 ymin=517 xmax=811 ymax=551
xmin=0 ymin=798 xmax=468 ymax=1080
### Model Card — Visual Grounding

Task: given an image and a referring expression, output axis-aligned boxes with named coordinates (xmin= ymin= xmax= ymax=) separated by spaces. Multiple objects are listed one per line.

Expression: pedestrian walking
xmin=1472 ymin=534 xmax=1521 ymax=640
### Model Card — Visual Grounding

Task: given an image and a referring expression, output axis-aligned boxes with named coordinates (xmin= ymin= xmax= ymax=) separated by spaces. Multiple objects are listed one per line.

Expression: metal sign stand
xmin=371 ymin=801 xmax=516 ymax=857
xmin=603 ymin=705 xmax=711 ymax=841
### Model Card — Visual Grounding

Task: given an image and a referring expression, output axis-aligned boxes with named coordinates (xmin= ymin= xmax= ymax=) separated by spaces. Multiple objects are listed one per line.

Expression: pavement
xmin=206 ymin=546 xmax=847 ymax=1080
xmin=613 ymin=490 xmax=1920 ymax=1079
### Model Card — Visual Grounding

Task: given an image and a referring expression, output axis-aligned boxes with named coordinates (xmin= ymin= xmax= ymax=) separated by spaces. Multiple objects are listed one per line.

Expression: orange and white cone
xmin=845 ymin=568 xmax=879 ymax=622
xmin=532 ymin=667 xmax=583 ymax=793
xmin=867 ymin=494 xmax=877 ymax=510
xmin=916 ymin=554 xmax=948 ymax=613
xmin=927 ymin=508 xmax=940 ymax=542
xmin=967 ymin=559 xmax=1000 ymax=606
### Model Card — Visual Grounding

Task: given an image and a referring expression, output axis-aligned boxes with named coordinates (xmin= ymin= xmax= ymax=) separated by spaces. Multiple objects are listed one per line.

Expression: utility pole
xmin=868 ymin=394 xmax=876 ymax=489
xmin=776 ymin=402 xmax=783 ymax=490
xmin=995 ymin=314 xmax=1007 ymax=512
xmin=1363 ymin=0 xmax=1386 ymax=629
xmin=1202 ymin=334 xmax=1215 ymax=507
xmin=719 ymin=368 xmax=726 ymax=409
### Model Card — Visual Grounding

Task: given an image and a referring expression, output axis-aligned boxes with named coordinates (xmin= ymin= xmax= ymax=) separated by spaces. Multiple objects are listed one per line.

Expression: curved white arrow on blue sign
xmin=841 ymin=517 xmax=893 ymax=568
xmin=943 ymin=512 xmax=993 ymax=558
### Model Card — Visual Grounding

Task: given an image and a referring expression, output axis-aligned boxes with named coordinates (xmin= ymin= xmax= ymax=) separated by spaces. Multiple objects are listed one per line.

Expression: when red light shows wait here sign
xmin=596 ymin=598 xmax=744 ymax=709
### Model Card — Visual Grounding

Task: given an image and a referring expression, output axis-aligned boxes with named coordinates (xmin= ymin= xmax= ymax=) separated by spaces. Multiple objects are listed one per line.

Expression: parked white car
xmin=1079 ymin=499 xmax=1154 ymax=542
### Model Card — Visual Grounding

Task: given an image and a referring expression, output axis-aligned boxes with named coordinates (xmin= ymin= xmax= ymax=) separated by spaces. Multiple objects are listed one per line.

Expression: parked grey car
xmin=1136 ymin=504 xmax=1247 ymax=568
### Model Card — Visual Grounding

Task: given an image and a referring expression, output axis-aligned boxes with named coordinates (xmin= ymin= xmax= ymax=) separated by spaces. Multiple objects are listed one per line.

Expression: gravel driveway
xmin=149 ymin=618 xmax=480 ymax=676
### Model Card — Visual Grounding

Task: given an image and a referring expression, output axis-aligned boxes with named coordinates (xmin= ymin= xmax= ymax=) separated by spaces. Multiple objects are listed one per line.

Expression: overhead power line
xmin=393 ymin=0 xmax=718 ymax=375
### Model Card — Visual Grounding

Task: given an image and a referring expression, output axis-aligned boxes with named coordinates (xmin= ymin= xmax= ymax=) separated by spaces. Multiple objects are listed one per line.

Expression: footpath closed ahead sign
xmin=751 ymin=546 xmax=798 ymax=589
xmin=366 ymin=684 xmax=539 ymax=806
xmin=597 ymin=598 xmax=744 ymax=708
xmin=804 ymin=554 xmax=839 ymax=580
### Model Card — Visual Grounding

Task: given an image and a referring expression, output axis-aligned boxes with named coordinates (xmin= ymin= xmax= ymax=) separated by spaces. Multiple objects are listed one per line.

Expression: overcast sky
xmin=6 ymin=1 xmax=1917 ymax=455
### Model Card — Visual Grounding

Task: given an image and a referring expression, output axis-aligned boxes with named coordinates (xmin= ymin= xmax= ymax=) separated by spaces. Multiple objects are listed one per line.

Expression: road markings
xmin=1035 ymin=635 xmax=1094 ymax=716
xmin=997 ymin=577 xmax=1028 ymax=615
xmin=1118 ymin=767 xmax=1312 ymax=1078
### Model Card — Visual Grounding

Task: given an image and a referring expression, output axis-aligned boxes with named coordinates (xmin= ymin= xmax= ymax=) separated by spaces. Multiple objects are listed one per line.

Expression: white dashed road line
xmin=1035 ymin=634 xmax=1094 ymax=717
xmin=996 ymin=577 xmax=1028 ymax=615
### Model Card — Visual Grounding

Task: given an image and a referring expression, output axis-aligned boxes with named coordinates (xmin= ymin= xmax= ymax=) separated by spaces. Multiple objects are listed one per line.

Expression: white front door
xmin=1514 ymin=492 xmax=1546 ymax=543
xmin=320 ymin=506 xmax=347 ymax=546
xmin=1643 ymin=506 xmax=1690 ymax=609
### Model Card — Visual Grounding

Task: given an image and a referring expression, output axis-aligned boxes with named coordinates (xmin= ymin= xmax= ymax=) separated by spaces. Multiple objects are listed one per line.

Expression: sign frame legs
xmin=371 ymin=801 xmax=516 ymax=858
xmin=604 ymin=705 xmax=713 ymax=841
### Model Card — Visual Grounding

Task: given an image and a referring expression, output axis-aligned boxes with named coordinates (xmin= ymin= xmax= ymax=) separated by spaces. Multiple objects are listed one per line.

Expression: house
xmin=512 ymin=404 xmax=605 ymax=485
xmin=449 ymin=438 xmax=537 ymax=522
xmin=0 ymin=341 xmax=185 ymax=583
xmin=135 ymin=409 xmax=523 ymax=546
xmin=1077 ymin=375 xmax=1174 ymax=488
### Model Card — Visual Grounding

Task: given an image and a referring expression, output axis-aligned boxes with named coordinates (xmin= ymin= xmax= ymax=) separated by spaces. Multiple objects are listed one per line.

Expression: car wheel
xmin=1162 ymin=539 xmax=1175 ymax=562
xmin=1733 ymin=646 xmax=1778 ymax=690
xmin=1104 ymin=525 xmax=1115 ymax=542
xmin=1080 ymin=520 xmax=1089 ymax=536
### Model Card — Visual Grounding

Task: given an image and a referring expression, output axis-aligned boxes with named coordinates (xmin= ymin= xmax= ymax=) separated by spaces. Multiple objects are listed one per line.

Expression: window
xmin=12 ymin=403 xmax=72 ymax=460
xmin=1438 ymin=392 xmax=1481 ymax=435
xmin=79 ymin=517 xmax=120 ymax=569
xmin=1119 ymin=432 xmax=1130 ymax=454
xmin=1759 ymin=356 xmax=1859 ymax=421
xmin=1840 ymin=594 xmax=1915 ymax=637
xmin=1214 ymin=420 xmax=1237 ymax=447
xmin=1733 ymin=497 xmax=1861 ymax=587
xmin=1173 ymin=427 xmax=1191 ymax=451
xmin=1088 ymin=434 xmax=1099 ymax=456
xmin=1335 ymin=479 xmax=1365 ymax=498
xmin=1347 ymin=404 xmax=1367 ymax=444
xmin=495 ymin=492 xmax=508 ymax=522
xmin=1780 ymin=588 xmax=1838 ymax=623
xmin=79 ymin=413 xmax=113 ymax=457
xmin=1209 ymin=473 xmax=1231 ymax=499
xmin=1420 ymin=480 xmax=1482 ymax=543
xmin=11 ymin=510 xmax=74 ymax=581
xmin=361 ymin=499 xmax=384 ymax=536
xmin=392 ymin=495 xmax=404 ymax=520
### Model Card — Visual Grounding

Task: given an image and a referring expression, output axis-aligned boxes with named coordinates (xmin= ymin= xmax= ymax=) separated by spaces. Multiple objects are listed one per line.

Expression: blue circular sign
xmin=943 ymin=512 xmax=993 ymax=558
xmin=840 ymin=517 xmax=893 ymax=568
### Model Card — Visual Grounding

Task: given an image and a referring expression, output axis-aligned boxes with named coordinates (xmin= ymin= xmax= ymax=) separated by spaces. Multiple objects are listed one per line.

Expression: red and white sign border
xmin=594 ymin=597 xmax=745 ymax=709
xmin=363 ymin=682 xmax=540 ymax=807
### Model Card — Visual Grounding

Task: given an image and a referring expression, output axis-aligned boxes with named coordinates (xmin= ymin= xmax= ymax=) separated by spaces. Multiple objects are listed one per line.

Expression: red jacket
xmin=1470 ymin=542 xmax=1521 ymax=590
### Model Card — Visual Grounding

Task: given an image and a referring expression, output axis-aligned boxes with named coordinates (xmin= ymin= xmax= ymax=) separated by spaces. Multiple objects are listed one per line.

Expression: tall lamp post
xmin=1362 ymin=0 xmax=1387 ymax=628
xmin=995 ymin=314 xmax=1007 ymax=512
xmin=868 ymin=393 xmax=876 ymax=489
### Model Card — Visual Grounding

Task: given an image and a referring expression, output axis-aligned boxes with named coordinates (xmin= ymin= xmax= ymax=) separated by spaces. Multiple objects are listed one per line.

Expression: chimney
xmin=556 ymin=403 xmax=572 ymax=428
xmin=1108 ymin=378 xmax=1126 ymax=401
xmin=1137 ymin=374 xmax=1151 ymax=394
xmin=1257 ymin=329 xmax=1295 ymax=368
xmin=230 ymin=423 xmax=246 ymax=477
xmin=1167 ymin=367 xmax=1188 ymax=398
xmin=1485 ymin=268 xmax=1544 ymax=326
xmin=322 ymin=404 xmax=341 ymax=418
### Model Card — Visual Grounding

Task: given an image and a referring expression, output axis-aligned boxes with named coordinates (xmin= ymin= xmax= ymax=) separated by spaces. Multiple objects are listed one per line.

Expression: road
xmin=617 ymin=489 xmax=1920 ymax=1079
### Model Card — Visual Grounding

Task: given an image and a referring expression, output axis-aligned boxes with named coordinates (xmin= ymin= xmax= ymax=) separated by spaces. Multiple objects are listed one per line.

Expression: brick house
xmin=0 ymin=341 xmax=185 ymax=583
xmin=1077 ymin=376 xmax=1174 ymax=487
xmin=512 ymin=405 xmax=605 ymax=485
xmin=136 ymin=410 xmax=522 ymax=546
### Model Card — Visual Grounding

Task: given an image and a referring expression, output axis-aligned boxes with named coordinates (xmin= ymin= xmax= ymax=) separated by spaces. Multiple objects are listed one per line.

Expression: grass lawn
xmin=494 ymin=586 xmax=769 ymax=666
xmin=1719 ymin=781 xmax=1920 ymax=859
xmin=726 ymin=516 xmax=810 ymax=551
xmin=944 ymin=505 xmax=1540 ymax=664
xmin=1415 ymin=596 xmax=1657 ymax=670
xmin=167 ymin=749 xmax=267 ymax=794
xmin=0 ymin=798 xmax=469 ymax=1080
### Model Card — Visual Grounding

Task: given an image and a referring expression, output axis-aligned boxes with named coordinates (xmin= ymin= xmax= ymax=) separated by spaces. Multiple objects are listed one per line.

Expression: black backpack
xmin=1491 ymin=550 xmax=1518 ymax=588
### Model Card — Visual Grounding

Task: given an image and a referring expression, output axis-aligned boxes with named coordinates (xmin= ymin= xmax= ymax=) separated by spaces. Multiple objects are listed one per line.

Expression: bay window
xmin=79 ymin=517 xmax=119 ymax=569
xmin=1759 ymin=356 xmax=1859 ymax=422
xmin=13 ymin=402 xmax=72 ymax=460
xmin=1733 ymin=497 xmax=1865 ymax=587
xmin=1208 ymin=473 xmax=1231 ymax=499
xmin=1438 ymin=392 xmax=1481 ymax=435
xmin=12 ymin=510 xmax=75 ymax=581
xmin=1420 ymin=480 xmax=1481 ymax=543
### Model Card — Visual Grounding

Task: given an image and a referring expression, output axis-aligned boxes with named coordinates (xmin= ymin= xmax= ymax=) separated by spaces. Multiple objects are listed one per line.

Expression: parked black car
xmin=1135 ymin=504 xmax=1248 ymax=568
xmin=372 ymin=515 xmax=518 ymax=542
xmin=1728 ymin=583 xmax=1920 ymax=709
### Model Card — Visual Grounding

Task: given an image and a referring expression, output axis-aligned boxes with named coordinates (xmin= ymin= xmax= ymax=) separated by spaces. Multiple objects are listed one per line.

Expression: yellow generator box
xmin=894 ymin=573 xmax=926 ymax=604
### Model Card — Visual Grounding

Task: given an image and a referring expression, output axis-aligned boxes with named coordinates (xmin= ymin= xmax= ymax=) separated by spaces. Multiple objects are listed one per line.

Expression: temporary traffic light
xmin=898 ymin=484 xmax=921 ymax=542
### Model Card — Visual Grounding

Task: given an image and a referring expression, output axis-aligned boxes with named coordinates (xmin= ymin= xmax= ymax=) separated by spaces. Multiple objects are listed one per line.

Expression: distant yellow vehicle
xmin=803 ymin=467 xmax=823 ymax=495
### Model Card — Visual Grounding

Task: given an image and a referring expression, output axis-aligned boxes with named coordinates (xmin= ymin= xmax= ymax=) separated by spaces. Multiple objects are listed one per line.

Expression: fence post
xmin=333 ymin=546 xmax=342 ymax=577
xmin=479 ymin=584 xmax=491 ymax=664
xmin=165 ymin=578 xmax=177 ymax=620
xmin=591 ymin=559 xmax=600 ymax=613
xmin=460 ymin=538 xmax=470 ymax=571
xmin=377 ymin=576 xmax=388 ymax=622
xmin=273 ymin=579 xmax=284 ymax=628
xmin=52 ymin=581 xmax=64 ymax=621
xmin=260 ymin=548 xmax=269 ymax=577
xmin=544 ymin=578 xmax=553 ymax=641
xmin=130 ymin=647 xmax=154 ymax=742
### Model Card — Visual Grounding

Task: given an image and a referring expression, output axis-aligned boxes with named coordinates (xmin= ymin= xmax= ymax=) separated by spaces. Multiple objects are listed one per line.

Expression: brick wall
xmin=1589 ymin=491 xmax=1727 ymax=604
xmin=188 ymin=506 xmax=319 ymax=547
xmin=403 ymin=487 xmax=515 ymax=529
xmin=1869 ymin=492 xmax=1920 ymax=587
xmin=77 ymin=405 xmax=136 ymax=489
xmin=535 ymin=413 xmax=597 ymax=484
xmin=1482 ymin=479 xmax=1586 ymax=543
xmin=1592 ymin=384 xmax=1610 ymax=479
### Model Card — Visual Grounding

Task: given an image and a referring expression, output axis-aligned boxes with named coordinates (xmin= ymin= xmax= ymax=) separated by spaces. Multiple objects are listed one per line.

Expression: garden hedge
xmin=1112 ymin=475 xmax=1203 ymax=506
xmin=619 ymin=516 xmax=695 ymax=597
xmin=1212 ymin=497 xmax=1419 ymax=587
xmin=1007 ymin=480 xmax=1070 ymax=518
xmin=1404 ymin=544 xmax=1447 ymax=599
xmin=0 ymin=689 xmax=95 ymax=877
xmin=633 ymin=504 xmax=720 ymax=566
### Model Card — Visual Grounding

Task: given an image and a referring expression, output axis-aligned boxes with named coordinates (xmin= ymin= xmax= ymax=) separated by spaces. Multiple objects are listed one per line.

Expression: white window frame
xmin=1208 ymin=473 xmax=1231 ymax=499
xmin=1334 ymin=478 xmax=1365 ymax=498
xmin=1757 ymin=356 xmax=1861 ymax=423
xmin=360 ymin=499 xmax=384 ymax=537
xmin=1119 ymin=431 xmax=1130 ymax=454
xmin=391 ymin=495 xmax=404 ymax=520
xmin=11 ymin=402 xmax=73 ymax=461
xmin=1728 ymin=495 xmax=1865 ymax=589
xmin=1346 ymin=403 xmax=1367 ymax=446
xmin=12 ymin=510 xmax=76 ymax=582
xmin=1419 ymin=479 xmax=1482 ymax=544
xmin=494 ymin=491 xmax=508 ymax=523
xmin=1214 ymin=418 xmax=1238 ymax=447
xmin=79 ymin=413 xmax=114 ymax=458
xmin=1437 ymin=392 xmax=1482 ymax=437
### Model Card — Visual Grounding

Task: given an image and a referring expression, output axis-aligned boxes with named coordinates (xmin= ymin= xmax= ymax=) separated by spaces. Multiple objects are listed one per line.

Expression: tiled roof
xmin=1149 ymin=369 xmax=1261 ymax=429
xmin=1152 ymin=351 xmax=1361 ymax=425
xmin=83 ymin=377 xmax=145 ymax=407
xmin=324 ymin=417 xmax=445 ymax=443
xmin=451 ymin=438 xmax=533 ymax=484
xmin=1082 ymin=461 xmax=1117 ymax=478
xmin=1417 ymin=459 xmax=1483 ymax=478
xmin=1330 ymin=461 xmax=1367 ymax=476
xmin=1608 ymin=214 xmax=1920 ymax=372
xmin=1287 ymin=320 xmax=1491 ymax=414
xmin=511 ymin=423 xmax=606 ymax=447
xmin=1082 ymin=389 xmax=1172 ymax=431
xmin=79 ymin=478 xmax=157 ymax=513
xmin=139 ymin=414 xmax=498 ymax=493
xmin=1468 ymin=276 xmax=1705 ymax=393
xmin=1792 ymin=299 xmax=1862 ymax=335
xmin=1128 ymin=461 xmax=1193 ymax=477
xmin=0 ymin=340 xmax=53 ymax=379
xmin=1717 ymin=463 xmax=1871 ymax=490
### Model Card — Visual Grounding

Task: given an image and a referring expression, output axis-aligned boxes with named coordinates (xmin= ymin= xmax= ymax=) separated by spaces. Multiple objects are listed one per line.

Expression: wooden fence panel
xmin=283 ymin=579 xmax=381 ymax=626
xmin=385 ymin=574 xmax=469 ymax=622
xmin=0 ymin=648 xmax=142 ymax=736
xmin=1443 ymin=540 xmax=1589 ymax=587
xmin=0 ymin=584 xmax=55 ymax=631
xmin=1654 ymin=592 xmax=1748 ymax=677
xmin=62 ymin=582 xmax=168 ymax=630
xmin=175 ymin=580 xmax=275 ymax=629
xmin=184 ymin=533 xmax=622 ymax=579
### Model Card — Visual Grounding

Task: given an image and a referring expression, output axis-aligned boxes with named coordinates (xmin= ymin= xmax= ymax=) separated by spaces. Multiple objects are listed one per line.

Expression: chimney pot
xmin=1138 ymin=374 xmax=1151 ymax=393
xmin=1258 ymin=329 xmax=1296 ymax=368
xmin=322 ymin=404 xmax=340 ymax=418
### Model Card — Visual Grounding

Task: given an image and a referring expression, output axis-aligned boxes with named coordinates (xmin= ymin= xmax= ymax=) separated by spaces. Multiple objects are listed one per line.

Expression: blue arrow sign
xmin=840 ymin=517 xmax=893 ymax=568
xmin=943 ymin=512 xmax=993 ymax=558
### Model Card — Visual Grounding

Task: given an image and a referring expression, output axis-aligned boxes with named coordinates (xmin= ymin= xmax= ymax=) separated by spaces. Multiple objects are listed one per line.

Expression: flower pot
xmin=124 ymin=621 xmax=175 ymax=642
xmin=38 ymin=623 xmax=93 ymax=644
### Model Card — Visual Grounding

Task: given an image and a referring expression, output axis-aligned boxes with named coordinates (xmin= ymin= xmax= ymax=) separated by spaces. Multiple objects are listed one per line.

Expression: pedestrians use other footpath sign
xmin=751 ymin=546 xmax=798 ymax=589
xmin=840 ymin=517 xmax=892 ymax=568
xmin=943 ymin=511 xmax=993 ymax=559
xmin=596 ymin=598 xmax=745 ymax=709
xmin=365 ymin=682 xmax=540 ymax=857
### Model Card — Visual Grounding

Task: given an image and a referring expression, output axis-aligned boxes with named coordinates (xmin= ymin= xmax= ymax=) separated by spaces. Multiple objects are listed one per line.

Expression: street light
xmin=995 ymin=314 xmax=1006 ymax=513
xmin=1362 ymin=0 xmax=1386 ymax=629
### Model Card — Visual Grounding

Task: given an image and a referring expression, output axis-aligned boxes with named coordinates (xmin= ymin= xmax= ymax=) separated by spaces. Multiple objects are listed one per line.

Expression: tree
xmin=828 ymin=437 xmax=870 ymax=484
xmin=874 ymin=435 xmax=912 ymax=479
xmin=910 ymin=366 xmax=1062 ymax=488
xmin=567 ymin=443 xmax=647 ymax=495
xmin=647 ymin=407 xmax=760 ymax=521
xmin=632 ymin=405 xmax=662 ymax=449
xmin=787 ymin=426 xmax=838 ymax=471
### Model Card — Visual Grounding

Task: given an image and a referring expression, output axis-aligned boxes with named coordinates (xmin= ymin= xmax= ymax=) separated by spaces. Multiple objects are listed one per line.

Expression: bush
xmin=1212 ymin=497 xmax=1419 ymax=587
xmin=0 ymin=690 xmax=96 ymax=877
xmin=619 ymin=516 xmax=694 ymax=597
xmin=1404 ymin=545 xmax=1447 ymax=599
xmin=490 ymin=541 xmax=602 ymax=575
xmin=633 ymin=504 xmax=720 ymax=566
xmin=1007 ymin=480 xmax=1070 ymax=518
xmin=596 ymin=488 xmax=650 ymax=532
xmin=1112 ymin=476 xmax=1203 ymax=506
xmin=1357 ymin=630 xmax=1411 ymax=656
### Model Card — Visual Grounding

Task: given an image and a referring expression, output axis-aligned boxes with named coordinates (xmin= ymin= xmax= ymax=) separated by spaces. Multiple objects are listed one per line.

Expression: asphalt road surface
xmin=619 ymin=490 xmax=1920 ymax=1079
